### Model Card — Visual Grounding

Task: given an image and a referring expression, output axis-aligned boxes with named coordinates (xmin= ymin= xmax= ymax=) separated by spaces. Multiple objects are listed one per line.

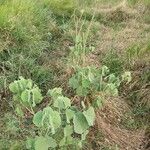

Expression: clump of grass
xmin=0 ymin=0 xmax=57 ymax=53
xmin=102 ymin=50 xmax=124 ymax=75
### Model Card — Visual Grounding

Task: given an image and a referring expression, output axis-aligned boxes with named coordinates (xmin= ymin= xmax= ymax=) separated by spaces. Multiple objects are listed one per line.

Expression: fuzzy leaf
xmin=83 ymin=107 xmax=95 ymax=126
xmin=64 ymin=125 xmax=73 ymax=137
xmin=66 ymin=109 xmax=75 ymax=123
xmin=34 ymin=136 xmax=57 ymax=150
xmin=54 ymin=96 xmax=71 ymax=109
xmin=69 ymin=76 xmax=78 ymax=89
xmin=9 ymin=81 xmax=19 ymax=93
xmin=81 ymin=130 xmax=89 ymax=141
xmin=33 ymin=111 xmax=43 ymax=127
xmin=73 ymin=112 xmax=89 ymax=134
xmin=32 ymin=87 xmax=43 ymax=105
xmin=47 ymin=88 xmax=62 ymax=99
xmin=21 ymin=90 xmax=31 ymax=104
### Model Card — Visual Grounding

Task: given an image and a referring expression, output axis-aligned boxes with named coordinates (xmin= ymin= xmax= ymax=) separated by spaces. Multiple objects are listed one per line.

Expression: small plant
xmin=69 ymin=65 xmax=132 ymax=110
xmin=69 ymin=34 xmax=95 ymax=67
xmin=9 ymin=77 xmax=43 ymax=116
xmin=69 ymin=65 xmax=131 ymax=97
xmin=26 ymin=87 xmax=95 ymax=150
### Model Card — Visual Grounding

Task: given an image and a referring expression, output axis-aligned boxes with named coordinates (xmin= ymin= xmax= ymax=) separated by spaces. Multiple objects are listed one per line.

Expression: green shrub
xmin=69 ymin=66 xmax=131 ymax=97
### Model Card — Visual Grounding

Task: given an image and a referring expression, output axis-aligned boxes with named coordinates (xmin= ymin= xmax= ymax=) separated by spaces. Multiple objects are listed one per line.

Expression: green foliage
xmin=102 ymin=50 xmax=124 ymax=74
xmin=69 ymin=66 xmax=131 ymax=97
xmin=9 ymin=77 xmax=43 ymax=116
xmin=27 ymin=86 xmax=96 ymax=149
xmin=44 ymin=0 xmax=77 ymax=17
xmin=69 ymin=34 xmax=95 ymax=67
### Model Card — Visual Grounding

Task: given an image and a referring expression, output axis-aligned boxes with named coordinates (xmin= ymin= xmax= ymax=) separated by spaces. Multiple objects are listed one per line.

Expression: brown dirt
xmin=95 ymin=98 xmax=145 ymax=150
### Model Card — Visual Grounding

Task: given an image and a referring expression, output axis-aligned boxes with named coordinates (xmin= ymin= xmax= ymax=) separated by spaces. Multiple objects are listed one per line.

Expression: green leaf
xmin=69 ymin=76 xmax=78 ymax=89
xmin=52 ymin=110 xmax=61 ymax=131
xmin=83 ymin=107 xmax=95 ymax=126
xmin=42 ymin=107 xmax=61 ymax=134
xmin=59 ymin=137 xmax=66 ymax=147
xmin=73 ymin=112 xmax=89 ymax=134
xmin=64 ymin=125 xmax=73 ymax=137
xmin=34 ymin=136 xmax=57 ymax=150
xmin=33 ymin=111 xmax=43 ymax=127
xmin=66 ymin=109 xmax=75 ymax=123
xmin=54 ymin=96 xmax=71 ymax=109
xmin=59 ymin=136 xmax=74 ymax=147
xmin=47 ymin=88 xmax=62 ymax=99
xmin=9 ymin=81 xmax=19 ymax=93
xmin=21 ymin=90 xmax=31 ymax=104
xmin=32 ymin=87 xmax=43 ymax=105
xmin=26 ymin=137 xmax=35 ymax=150
xmin=81 ymin=130 xmax=89 ymax=141
xmin=53 ymin=96 xmax=64 ymax=109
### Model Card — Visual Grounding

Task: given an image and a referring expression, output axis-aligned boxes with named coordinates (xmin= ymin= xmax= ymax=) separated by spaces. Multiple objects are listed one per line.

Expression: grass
xmin=0 ymin=0 xmax=150 ymax=149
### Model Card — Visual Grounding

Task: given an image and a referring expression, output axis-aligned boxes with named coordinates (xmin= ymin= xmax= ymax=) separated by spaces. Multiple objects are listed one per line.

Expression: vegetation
xmin=0 ymin=0 xmax=149 ymax=149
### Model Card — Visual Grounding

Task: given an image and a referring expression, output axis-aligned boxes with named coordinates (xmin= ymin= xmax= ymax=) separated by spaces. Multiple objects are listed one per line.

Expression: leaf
xmin=47 ymin=88 xmax=62 ymax=99
xmin=33 ymin=111 xmax=43 ymax=127
xmin=54 ymin=96 xmax=71 ymax=109
xmin=73 ymin=112 xmax=89 ymax=134
xmin=59 ymin=136 xmax=73 ymax=147
xmin=21 ymin=90 xmax=31 ymax=104
xmin=32 ymin=87 xmax=43 ymax=105
xmin=59 ymin=137 xmax=66 ymax=147
xmin=66 ymin=109 xmax=75 ymax=123
xmin=9 ymin=81 xmax=19 ymax=93
xmin=83 ymin=107 xmax=95 ymax=126
xmin=42 ymin=107 xmax=61 ymax=134
xmin=81 ymin=130 xmax=89 ymax=141
xmin=26 ymin=137 xmax=35 ymax=150
xmin=53 ymin=96 xmax=64 ymax=109
xmin=64 ymin=125 xmax=73 ymax=137
xmin=69 ymin=76 xmax=78 ymax=89
xmin=52 ymin=110 xmax=61 ymax=130
xmin=34 ymin=136 xmax=57 ymax=150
